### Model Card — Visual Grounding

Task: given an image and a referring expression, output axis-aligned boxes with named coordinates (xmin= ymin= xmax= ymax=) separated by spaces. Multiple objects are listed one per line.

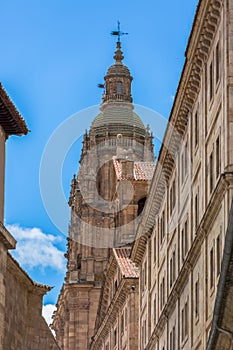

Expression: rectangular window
xmin=160 ymin=277 xmax=165 ymax=310
xmin=172 ymin=326 xmax=176 ymax=350
xmin=195 ymin=192 xmax=199 ymax=232
xmin=181 ymin=153 xmax=184 ymax=184
xmin=141 ymin=268 xmax=144 ymax=292
xmin=154 ymin=233 xmax=156 ymax=263
xmin=142 ymin=322 xmax=144 ymax=348
xmin=181 ymin=308 xmax=185 ymax=341
xmin=182 ymin=301 xmax=189 ymax=341
xmin=154 ymin=295 xmax=156 ymax=325
xmin=216 ymin=136 xmax=220 ymax=179
xmin=209 ymin=152 xmax=214 ymax=193
xmin=181 ymin=142 xmax=188 ymax=184
xmin=160 ymin=210 xmax=165 ymax=244
xmin=173 ymin=251 xmax=176 ymax=283
xmin=160 ymin=281 xmax=163 ymax=310
xmin=170 ymin=179 xmax=176 ymax=215
xmin=184 ymin=142 xmax=188 ymax=177
xmin=125 ymin=308 xmax=128 ymax=328
xmin=170 ymin=326 xmax=176 ymax=350
xmin=195 ymin=112 xmax=199 ymax=147
xmin=184 ymin=302 xmax=188 ymax=338
xmin=210 ymin=248 xmax=214 ymax=288
xmin=143 ymin=320 xmax=147 ymax=346
xmin=114 ymin=329 xmax=117 ymax=347
xmin=184 ymin=220 xmax=188 ymax=256
xmin=195 ymin=279 xmax=199 ymax=318
xmin=216 ymin=235 xmax=221 ymax=276
xmin=216 ymin=42 xmax=220 ymax=84
xmin=144 ymin=261 xmax=147 ymax=287
xmin=170 ymin=184 xmax=173 ymax=216
xmin=114 ymin=280 xmax=118 ymax=293
xmin=170 ymin=330 xmax=173 ymax=350
xmin=210 ymin=61 xmax=213 ymax=101
xmin=182 ymin=219 xmax=188 ymax=261
xmin=181 ymin=228 xmax=184 ymax=261
xmin=121 ymin=313 xmax=124 ymax=334
xmin=170 ymin=250 xmax=176 ymax=288
xmin=173 ymin=326 xmax=176 ymax=350
xmin=117 ymin=81 xmax=122 ymax=94
xmin=169 ymin=257 xmax=173 ymax=288
xmin=162 ymin=277 xmax=165 ymax=307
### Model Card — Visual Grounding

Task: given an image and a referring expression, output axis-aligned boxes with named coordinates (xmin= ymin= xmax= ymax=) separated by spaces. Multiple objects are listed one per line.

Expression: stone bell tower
xmin=52 ymin=30 xmax=154 ymax=350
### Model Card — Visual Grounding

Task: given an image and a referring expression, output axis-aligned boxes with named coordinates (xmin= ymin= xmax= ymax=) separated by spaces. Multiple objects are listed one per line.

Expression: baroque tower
xmin=52 ymin=33 xmax=155 ymax=350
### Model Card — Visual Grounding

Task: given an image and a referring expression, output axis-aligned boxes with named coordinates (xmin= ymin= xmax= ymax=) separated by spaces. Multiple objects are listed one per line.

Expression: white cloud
xmin=6 ymin=224 xmax=65 ymax=271
xmin=42 ymin=304 xmax=57 ymax=326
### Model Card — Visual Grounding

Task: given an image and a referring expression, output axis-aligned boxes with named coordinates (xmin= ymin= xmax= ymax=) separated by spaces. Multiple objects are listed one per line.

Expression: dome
xmin=107 ymin=62 xmax=131 ymax=76
xmin=91 ymin=107 xmax=146 ymax=137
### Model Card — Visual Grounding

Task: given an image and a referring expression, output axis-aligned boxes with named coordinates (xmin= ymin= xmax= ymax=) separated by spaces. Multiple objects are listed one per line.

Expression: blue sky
xmin=1 ymin=0 xmax=198 ymax=320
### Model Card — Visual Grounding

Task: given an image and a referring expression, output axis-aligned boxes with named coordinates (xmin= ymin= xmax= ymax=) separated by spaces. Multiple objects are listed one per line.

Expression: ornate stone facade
xmin=52 ymin=40 xmax=155 ymax=350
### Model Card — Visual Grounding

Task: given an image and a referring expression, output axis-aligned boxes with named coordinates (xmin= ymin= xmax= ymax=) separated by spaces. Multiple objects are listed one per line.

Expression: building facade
xmin=90 ymin=247 xmax=139 ymax=350
xmin=0 ymin=84 xmax=59 ymax=350
xmin=131 ymin=0 xmax=233 ymax=349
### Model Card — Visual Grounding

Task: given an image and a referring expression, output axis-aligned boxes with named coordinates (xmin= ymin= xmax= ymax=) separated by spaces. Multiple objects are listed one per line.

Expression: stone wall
xmin=3 ymin=254 xmax=60 ymax=350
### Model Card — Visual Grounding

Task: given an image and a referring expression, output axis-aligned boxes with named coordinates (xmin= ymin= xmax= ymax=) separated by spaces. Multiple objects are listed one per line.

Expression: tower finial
xmin=111 ymin=21 xmax=128 ymax=62
xmin=111 ymin=21 xmax=128 ymax=44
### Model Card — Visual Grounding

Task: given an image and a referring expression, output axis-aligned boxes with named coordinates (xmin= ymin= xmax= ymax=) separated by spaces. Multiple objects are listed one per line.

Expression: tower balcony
xmin=102 ymin=93 xmax=132 ymax=103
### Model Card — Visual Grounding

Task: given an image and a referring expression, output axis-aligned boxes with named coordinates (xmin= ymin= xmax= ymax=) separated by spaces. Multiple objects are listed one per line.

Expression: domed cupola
xmin=101 ymin=40 xmax=133 ymax=106
xmin=91 ymin=29 xmax=147 ymax=139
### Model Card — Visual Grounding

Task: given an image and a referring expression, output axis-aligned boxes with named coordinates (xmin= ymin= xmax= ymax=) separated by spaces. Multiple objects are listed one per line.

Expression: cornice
xmin=7 ymin=253 xmax=52 ymax=295
xmin=0 ymin=222 xmax=16 ymax=249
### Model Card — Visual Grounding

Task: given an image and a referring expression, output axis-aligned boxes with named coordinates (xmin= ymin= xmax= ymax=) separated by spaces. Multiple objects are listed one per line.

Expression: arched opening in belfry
xmin=117 ymin=81 xmax=122 ymax=94
xmin=77 ymin=254 xmax=82 ymax=270
xmin=138 ymin=197 xmax=147 ymax=216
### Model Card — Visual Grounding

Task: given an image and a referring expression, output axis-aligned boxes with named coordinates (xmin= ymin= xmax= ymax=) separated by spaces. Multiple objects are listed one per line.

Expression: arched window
xmin=138 ymin=197 xmax=147 ymax=216
xmin=77 ymin=254 xmax=82 ymax=269
xmin=117 ymin=81 xmax=122 ymax=94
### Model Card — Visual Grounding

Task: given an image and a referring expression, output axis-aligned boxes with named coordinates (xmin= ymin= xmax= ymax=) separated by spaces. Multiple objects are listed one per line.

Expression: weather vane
xmin=111 ymin=21 xmax=128 ymax=43
xmin=98 ymin=22 xmax=128 ymax=90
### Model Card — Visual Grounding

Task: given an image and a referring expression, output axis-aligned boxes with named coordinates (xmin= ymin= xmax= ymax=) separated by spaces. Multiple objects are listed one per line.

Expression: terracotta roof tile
xmin=113 ymin=157 xmax=155 ymax=181
xmin=113 ymin=248 xmax=139 ymax=278
xmin=134 ymin=162 xmax=155 ymax=181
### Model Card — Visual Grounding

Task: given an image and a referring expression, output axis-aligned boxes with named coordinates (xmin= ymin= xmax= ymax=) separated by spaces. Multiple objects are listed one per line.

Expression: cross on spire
xmin=111 ymin=21 xmax=128 ymax=43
